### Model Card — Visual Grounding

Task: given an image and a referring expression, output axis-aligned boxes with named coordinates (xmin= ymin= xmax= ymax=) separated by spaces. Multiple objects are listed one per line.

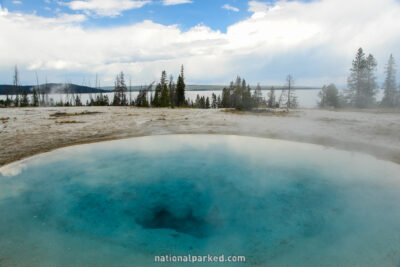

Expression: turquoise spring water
xmin=1 ymin=135 xmax=400 ymax=266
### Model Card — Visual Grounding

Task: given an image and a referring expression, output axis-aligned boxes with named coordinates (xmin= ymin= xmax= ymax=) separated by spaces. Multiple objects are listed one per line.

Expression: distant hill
xmin=0 ymin=83 xmax=111 ymax=95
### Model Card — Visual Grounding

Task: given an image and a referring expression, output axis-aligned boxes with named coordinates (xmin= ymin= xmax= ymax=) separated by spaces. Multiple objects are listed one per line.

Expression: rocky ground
xmin=0 ymin=106 xmax=399 ymax=166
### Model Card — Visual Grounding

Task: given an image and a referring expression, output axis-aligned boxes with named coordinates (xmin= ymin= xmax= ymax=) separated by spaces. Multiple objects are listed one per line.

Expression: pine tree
xmin=119 ymin=72 xmax=128 ymax=105
xmin=318 ymin=84 xmax=339 ymax=108
xmin=267 ymin=86 xmax=276 ymax=108
xmin=232 ymin=76 xmax=243 ymax=108
xmin=153 ymin=71 xmax=169 ymax=107
xmin=128 ymin=76 xmax=133 ymax=106
xmin=75 ymin=95 xmax=82 ymax=106
xmin=168 ymin=75 xmax=175 ymax=107
xmin=160 ymin=83 xmax=170 ymax=107
xmin=113 ymin=75 xmax=121 ymax=105
xmin=381 ymin=54 xmax=398 ymax=107
xmin=365 ymin=54 xmax=378 ymax=106
xmin=195 ymin=94 xmax=201 ymax=108
xmin=221 ymin=87 xmax=230 ymax=108
xmin=221 ymin=76 xmax=257 ymax=110
xmin=252 ymin=83 xmax=263 ymax=107
xmin=242 ymin=85 xmax=253 ymax=110
xmin=94 ymin=93 xmax=109 ymax=106
xmin=152 ymin=84 xmax=161 ymax=107
xmin=217 ymin=95 xmax=222 ymax=108
xmin=211 ymin=93 xmax=217 ymax=108
xmin=20 ymin=91 xmax=29 ymax=107
xmin=347 ymin=48 xmax=368 ymax=107
xmin=160 ymin=71 xmax=167 ymax=87
xmin=112 ymin=72 xmax=128 ymax=106
xmin=176 ymin=65 xmax=186 ymax=106
xmin=205 ymin=97 xmax=210 ymax=109
xmin=194 ymin=95 xmax=209 ymax=109
xmin=103 ymin=95 xmax=110 ymax=106
xmin=31 ymin=88 xmax=39 ymax=106
xmin=136 ymin=83 xmax=153 ymax=107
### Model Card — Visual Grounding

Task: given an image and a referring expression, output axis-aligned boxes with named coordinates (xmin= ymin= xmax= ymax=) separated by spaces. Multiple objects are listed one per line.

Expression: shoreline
xmin=1 ymin=107 xmax=399 ymax=167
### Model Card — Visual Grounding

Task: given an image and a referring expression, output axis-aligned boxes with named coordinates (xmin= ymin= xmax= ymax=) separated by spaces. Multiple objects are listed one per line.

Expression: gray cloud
xmin=0 ymin=0 xmax=399 ymax=86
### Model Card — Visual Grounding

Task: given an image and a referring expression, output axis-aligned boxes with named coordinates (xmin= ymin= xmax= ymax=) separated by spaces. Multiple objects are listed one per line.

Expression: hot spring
xmin=1 ymin=135 xmax=400 ymax=266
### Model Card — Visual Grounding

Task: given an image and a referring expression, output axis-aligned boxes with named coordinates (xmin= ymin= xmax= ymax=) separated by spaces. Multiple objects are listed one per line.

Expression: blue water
xmin=1 ymin=135 xmax=400 ymax=266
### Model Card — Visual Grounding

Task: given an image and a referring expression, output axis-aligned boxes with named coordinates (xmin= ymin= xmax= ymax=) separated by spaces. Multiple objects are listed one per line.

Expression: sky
xmin=0 ymin=0 xmax=399 ymax=86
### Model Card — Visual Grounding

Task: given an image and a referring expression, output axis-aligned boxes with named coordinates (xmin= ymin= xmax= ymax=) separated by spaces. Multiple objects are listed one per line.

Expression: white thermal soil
xmin=0 ymin=107 xmax=399 ymax=166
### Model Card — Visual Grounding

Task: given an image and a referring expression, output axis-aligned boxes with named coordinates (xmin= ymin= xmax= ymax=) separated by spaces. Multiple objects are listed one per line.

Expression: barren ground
xmin=0 ymin=107 xmax=399 ymax=166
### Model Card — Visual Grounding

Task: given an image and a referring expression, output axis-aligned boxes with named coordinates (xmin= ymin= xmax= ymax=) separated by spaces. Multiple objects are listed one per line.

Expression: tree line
xmin=5 ymin=48 xmax=398 ymax=110
xmin=110 ymin=65 xmax=187 ymax=107
xmin=318 ymin=48 xmax=400 ymax=108
xmin=0 ymin=65 xmax=188 ymax=108
xmin=200 ymin=75 xmax=297 ymax=110
xmin=0 ymin=64 xmax=297 ymax=111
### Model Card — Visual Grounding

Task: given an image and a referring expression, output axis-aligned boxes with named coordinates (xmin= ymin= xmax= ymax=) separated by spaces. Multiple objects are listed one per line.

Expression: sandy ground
xmin=0 ymin=106 xmax=399 ymax=167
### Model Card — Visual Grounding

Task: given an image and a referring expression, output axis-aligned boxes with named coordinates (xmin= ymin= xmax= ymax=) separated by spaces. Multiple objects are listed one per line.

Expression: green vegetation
xmin=319 ymin=48 xmax=400 ymax=109
xmin=2 ymin=49 xmax=399 ymax=110
xmin=191 ymin=75 xmax=296 ymax=111
xmin=318 ymin=84 xmax=341 ymax=108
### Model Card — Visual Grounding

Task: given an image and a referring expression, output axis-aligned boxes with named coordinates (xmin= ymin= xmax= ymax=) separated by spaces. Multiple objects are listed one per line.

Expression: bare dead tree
xmin=13 ymin=65 xmax=20 ymax=106
xmin=286 ymin=74 xmax=293 ymax=109
xmin=94 ymin=73 xmax=99 ymax=105
xmin=35 ymin=71 xmax=41 ymax=106
xmin=129 ymin=76 xmax=132 ymax=105
xmin=44 ymin=77 xmax=48 ymax=106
